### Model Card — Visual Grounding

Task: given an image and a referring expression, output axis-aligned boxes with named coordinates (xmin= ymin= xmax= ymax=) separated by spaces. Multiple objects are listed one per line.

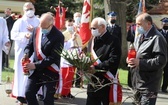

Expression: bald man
xmin=127 ymin=13 xmax=167 ymax=105
xmin=23 ymin=13 xmax=64 ymax=105
xmin=11 ymin=2 xmax=39 ymax=104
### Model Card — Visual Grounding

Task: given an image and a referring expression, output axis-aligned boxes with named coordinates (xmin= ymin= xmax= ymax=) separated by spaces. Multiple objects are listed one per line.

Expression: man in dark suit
xmin=2 ymin=8 xmax=15 ymax=69
xmin=159 ymin=17 xmax=168 ymax=93
xmin=86 ymin=17 xmax=121 ymax=105
xmin=106 ymin=11 xmax=122 ymax=45
xmin=127 ymin=13 xmax=167 ymax=105
xmin=23 ymin=13 xmax=64 ymax=105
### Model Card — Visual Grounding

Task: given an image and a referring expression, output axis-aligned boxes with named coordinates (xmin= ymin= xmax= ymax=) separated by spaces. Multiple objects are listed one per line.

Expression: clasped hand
xmin=87 ymin=65 xmax=96 ymax=74
xmin=126 ymin=58 xmax=139 ymax=68
xmin=22 ymin=54 xmax=36 ymax=70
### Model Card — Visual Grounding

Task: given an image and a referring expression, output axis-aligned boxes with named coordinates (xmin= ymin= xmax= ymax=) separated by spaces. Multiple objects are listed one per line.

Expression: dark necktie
xmin=139 ymin=34 xmax=145 ymax=44
xmin=42 ymin=33 xmax=46 ymax=40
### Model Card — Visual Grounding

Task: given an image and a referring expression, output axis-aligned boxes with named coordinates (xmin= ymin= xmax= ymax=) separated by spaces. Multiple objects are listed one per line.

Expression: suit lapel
xmin=41 ymin=36 xmax=49 ymax=47
xmin=41 ymin=26 xmax=54 ymax=49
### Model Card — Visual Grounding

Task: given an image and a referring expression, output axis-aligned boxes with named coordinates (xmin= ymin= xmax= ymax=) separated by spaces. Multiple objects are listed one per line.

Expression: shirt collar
xmin=144 ymin=25 xmax=152 ymax=37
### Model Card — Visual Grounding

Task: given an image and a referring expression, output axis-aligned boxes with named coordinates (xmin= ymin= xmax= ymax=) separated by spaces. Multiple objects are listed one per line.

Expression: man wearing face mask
xmin=23 ymin=13 xmax=64 ymax=105
xmin=11 ymin=2 xmax=40 ymax=104
xmin=86 ymin=17 xmax=122 ymax=105
xmin=127 ymin=13 xmax=167 ymax=105
xmin=56 ymin=18 xmax=82 ymax=98
xmin=73 ymin=12 xmax=85 ymax=88
xmin=159 ymin=17 xmax=168 ymax=93
xmin=106 ymin=11 xmax=122 ymax=46
xmin=73 ymin=12 xmax=81 ymax=33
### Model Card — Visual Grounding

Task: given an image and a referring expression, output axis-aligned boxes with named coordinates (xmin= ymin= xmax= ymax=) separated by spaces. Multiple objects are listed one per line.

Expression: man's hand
xmin=87 ymin=65 xmax=96 ymax=74
xmin=22 ymin=54 xmax=29 ymax=62
xmin=27 ymin=25 xmax=34 ymax=32
xmin=5 ymin=41 xmax=11 ymax=47
xmin=72 ymin=32 xmax=77 ymax=41
xmin=127 ymin=58 xmax=139 ymax=68
xmin=25 ymin=33 xmax=32 ymax=39
xmin=24 ymin=63 xmax=36 ymax=71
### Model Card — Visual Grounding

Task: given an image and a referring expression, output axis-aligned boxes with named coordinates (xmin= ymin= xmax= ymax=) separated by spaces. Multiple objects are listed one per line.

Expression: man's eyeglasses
xmin=25 ymin=8 xmax=33 ymax=11
xmin=90 ymin=27 xmax=97 ymax=30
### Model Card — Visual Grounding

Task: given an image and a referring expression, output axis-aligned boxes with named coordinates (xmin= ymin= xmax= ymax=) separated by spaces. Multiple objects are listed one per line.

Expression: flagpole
xmin=90 ymin=0 xmax=93 ymax=20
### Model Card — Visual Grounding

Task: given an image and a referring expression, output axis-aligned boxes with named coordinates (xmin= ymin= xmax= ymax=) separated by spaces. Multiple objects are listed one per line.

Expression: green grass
xmin=2 ymin=59 xmax=14 ymax=82
xmin=119 ymin=68 xmax=128 ymax=86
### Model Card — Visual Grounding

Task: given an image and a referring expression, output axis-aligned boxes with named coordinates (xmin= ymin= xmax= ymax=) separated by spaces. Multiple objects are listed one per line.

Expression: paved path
xmin=0 ymin=84 xmax=168 ymax=105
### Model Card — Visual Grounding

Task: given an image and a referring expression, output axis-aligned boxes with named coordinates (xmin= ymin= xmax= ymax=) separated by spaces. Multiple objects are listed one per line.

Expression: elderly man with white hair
xmin=86 ymin=17 xmax=122 ymax=105
xmin=11 ymin=2 xmax=39 ymax=104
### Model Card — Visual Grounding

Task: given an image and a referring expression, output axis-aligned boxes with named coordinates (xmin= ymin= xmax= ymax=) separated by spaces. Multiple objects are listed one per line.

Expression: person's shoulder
xmin=0 ymin=17 xmax=5 ymax=21
xmin=115 ymin=24 xmax=121 ymax=28
xmin=14 ymin=18 xmax=23 ymax=24
xmin=52 ymin=26 xmax=64 ymax=38
xmin=106 ymin=31 xmax=118 ymax=39
xmin=34 ymin=17 xmax=40 ymax=21
xmin=62 ymin=30 xmax=69 ymax=35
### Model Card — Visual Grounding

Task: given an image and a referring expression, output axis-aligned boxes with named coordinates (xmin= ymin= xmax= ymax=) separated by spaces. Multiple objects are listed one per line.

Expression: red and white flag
xmin=79 ymin=0 xmax=92 ymax=47
xmin=55 ymin=1 xmax=66 ymax=30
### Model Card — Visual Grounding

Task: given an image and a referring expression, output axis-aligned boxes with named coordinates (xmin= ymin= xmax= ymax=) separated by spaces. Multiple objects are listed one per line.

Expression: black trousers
xmin=140 ymin=92 xmax=157 ymax=105
xmin=75 ymin=70 xmax=82 ymax=87
xmin=127 ymin=68 xmax=133 ymax=88
xmin=2 ymin=51 xmax=9 ymax=68
xmin=2 ymin=40 xmax=13 ymax=69
xmin=25 ymin=70 xmax=59 ymax=105
xmin=161 ymin=64 xmax=168 ymax=91
xmin=86 ymin=84 xmax=110 ymax=105
xmin=86 ymin=75 xmax=110 ymax=105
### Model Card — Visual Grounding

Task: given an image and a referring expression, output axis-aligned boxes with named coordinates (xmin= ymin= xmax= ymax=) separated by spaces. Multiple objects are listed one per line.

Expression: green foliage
xmin=34 ymin=0 xmax=83 ymax=18
xmin=125 ymin=0 xmax=160 ymax=21
xmin=33 ymin=0 xmax=160 ymax=20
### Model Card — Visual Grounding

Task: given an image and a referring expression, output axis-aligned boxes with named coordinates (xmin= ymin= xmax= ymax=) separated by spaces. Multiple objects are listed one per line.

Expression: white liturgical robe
xmin=0 ymin=17 xmax=10 ymax=83
xmin=11 ymin=15 xmax=39 ymax=97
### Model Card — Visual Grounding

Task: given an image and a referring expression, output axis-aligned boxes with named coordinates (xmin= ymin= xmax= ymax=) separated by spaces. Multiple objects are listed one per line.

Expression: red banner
xmin=55 ymin=6 xmax=66 ymax=30
xmin=79 ymin=0 xmax=92 ymax=47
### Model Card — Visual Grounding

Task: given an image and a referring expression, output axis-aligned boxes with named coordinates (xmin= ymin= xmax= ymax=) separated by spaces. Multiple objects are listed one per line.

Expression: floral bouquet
xmin=56 ymin=48 xmax=104 ymax=87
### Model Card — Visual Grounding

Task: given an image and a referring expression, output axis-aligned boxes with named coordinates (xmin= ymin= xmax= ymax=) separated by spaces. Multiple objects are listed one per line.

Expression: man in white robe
xmin=0 ymin=17 xmax=10 ymax=83
xmin=11 ymin=2 xmax=40 ymax=104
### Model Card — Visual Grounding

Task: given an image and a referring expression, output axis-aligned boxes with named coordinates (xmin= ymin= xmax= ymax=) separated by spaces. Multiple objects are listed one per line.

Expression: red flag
xmin=79 ymin=0 xmax=92 ymax=47
xmin=55 ymin=2 xmax=66 ymax=30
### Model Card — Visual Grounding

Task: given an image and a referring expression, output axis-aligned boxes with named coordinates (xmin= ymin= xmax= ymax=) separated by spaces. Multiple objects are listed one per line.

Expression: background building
xmin=0 ymin=0 xmax=36 ymax=57
xmin=0 ymin=0 xmax=35 ymax=17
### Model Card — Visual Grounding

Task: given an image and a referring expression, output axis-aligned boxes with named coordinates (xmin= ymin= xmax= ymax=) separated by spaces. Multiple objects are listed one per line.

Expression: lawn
xmin=2 ymin=59 xmax=129 ymax=86
xmin=2 ymin=59 xmax=14 ymax=82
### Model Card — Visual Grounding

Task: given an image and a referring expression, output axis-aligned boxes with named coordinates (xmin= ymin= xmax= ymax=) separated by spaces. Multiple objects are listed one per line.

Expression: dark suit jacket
xmin=133 ymin=26 xmax=167 ymax=92
xmin=127 ymin=24 xmax=136 ymax=43
xmin=107 ymin=24 xmax=122 ymax=45
xmin=24 ymin=26 xmax=64 ymax=72
xmin=159 ymin=29 xmax=168 ymax=43
xmin=87 ymin=31 xmax=121 ymax=96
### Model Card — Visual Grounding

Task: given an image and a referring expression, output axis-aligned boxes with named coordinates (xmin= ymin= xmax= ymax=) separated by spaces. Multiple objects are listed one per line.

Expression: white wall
xmin=151 ymin=15 xmax=168 ymax=29
xmin=0 ymin=0 xmax=26 ymax=15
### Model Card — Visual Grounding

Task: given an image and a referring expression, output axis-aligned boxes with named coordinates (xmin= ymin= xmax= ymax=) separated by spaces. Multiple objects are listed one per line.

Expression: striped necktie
xmin=139 ymin=34 xmax=145 ymax=44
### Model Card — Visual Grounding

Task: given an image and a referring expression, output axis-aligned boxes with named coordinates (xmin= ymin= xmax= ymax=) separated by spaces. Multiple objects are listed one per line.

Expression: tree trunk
xmin=104 ymin=0 xmax=127 ymax=69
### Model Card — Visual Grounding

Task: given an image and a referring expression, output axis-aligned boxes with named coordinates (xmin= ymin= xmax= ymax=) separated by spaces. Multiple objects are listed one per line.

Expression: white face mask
xmin=74 ymin=17 xmax=81 ymax=25
xmin=91 ymin=29 xmax=101 ymax=37
xmin=67 ymin=26 xmax=74 ymax=32
xmin=137 ymin=26 xmax=146 ymax=34
xmin=26 ymin=10 xmax=35 ymax=18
